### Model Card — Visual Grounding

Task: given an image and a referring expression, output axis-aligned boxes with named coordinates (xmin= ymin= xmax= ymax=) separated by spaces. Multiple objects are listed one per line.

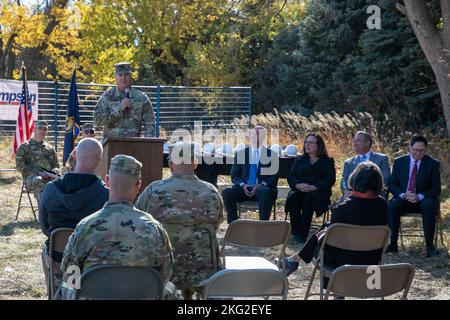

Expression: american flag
xmin=12 ymin=63 xmax=35 ymax=155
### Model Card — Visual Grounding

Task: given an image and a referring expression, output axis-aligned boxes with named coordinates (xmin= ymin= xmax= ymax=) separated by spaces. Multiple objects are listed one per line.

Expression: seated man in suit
xmin=222 ymin=126 xmax=279 ymax=223
xmin=386 ymin=135 xmax=441 ymax=257
xmin=341 ymin=131 xmax=390 ymax=200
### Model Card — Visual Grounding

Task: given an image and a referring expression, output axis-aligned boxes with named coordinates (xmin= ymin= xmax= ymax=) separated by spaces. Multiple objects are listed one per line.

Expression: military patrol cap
xmin=35 ymin=120 xmax=48 ymax=129
xmin=81 ymin=123 xmax=94 ymax=131
xmin=168 ymin=142 xmax=198 ymax=163
xmin=110 ymin=154 xmax=142 ymax=176
xmin=114 ymin=62 xmax=134 ymax=74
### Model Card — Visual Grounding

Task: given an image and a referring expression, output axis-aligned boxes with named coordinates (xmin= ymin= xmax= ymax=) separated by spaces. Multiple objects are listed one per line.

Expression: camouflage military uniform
xmin=64 ymin=123 xmax=95 ymax=172
xmin=93 ymin=87 xmax=155 ymax=139
xmin=66 ymin=149 xmax=76 ymax=172
xmin=135 ymin=173 xmax=224 ymax=295
xmin=15 ymin=139 xmax=60 ymax=201
xmin=58 ymin=200 xmax=176 ymax=299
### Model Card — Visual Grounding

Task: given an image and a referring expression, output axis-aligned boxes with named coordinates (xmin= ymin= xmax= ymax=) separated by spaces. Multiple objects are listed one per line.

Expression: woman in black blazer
xmin=285 ymin=134 xmax=336 ymax=242
xmin=281 ymin=162 xmax=388 ymax=287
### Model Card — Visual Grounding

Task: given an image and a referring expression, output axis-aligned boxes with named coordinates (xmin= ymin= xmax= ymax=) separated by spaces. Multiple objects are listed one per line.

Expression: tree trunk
xmin=403 ymin=0 xmax=450 ymax=138
xmin=25 ymin=0 xmax=69 ymax=79
xmin=436 ymin=70 xmax=450 ymax=137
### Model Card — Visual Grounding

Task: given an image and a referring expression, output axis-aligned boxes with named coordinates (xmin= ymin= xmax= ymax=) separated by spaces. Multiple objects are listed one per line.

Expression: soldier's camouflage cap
xmin=35 ymin=120 xmax=48 ymax=129
xmin=81 ymin=123 xmax=94 ymax=131
xmin=110 ymin=154 xmax=142 ymax=176
xmin=114 ymin=62 xmax=134 ymax=75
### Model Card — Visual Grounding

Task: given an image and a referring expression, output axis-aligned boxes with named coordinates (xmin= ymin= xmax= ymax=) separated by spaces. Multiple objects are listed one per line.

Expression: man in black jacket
xmin=222 ymin=126 xmax=279 ymax=223
xmin=39 ymin=138 xmax=109 ymax=238
xmin=39 ymin=137 xmax=109 ymax=293
xmin=386 ymin=135 xmax=441 ymax=257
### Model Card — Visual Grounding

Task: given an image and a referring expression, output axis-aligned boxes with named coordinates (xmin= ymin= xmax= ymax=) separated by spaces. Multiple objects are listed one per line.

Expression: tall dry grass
xmin=233 ymin=110 xmax=449 ymax=184
xmin=0 ymin=135 xmax=16 ymax=171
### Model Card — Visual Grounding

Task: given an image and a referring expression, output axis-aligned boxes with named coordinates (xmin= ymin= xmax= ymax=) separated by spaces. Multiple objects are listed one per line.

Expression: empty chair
xmin=221 ymin=220 xmax=290 ymax=271
xmin=324 ymin=263 xmax=415 ymax=300
xmin=46 ymin=228 xmax=74 ymax=300
xmin=203 ymin=269 xmax=289 ymax=300
xmin=304 ymin=223 xmax=390 ymax=300
xmin=75 ymin=265 xmax=164 ymax=300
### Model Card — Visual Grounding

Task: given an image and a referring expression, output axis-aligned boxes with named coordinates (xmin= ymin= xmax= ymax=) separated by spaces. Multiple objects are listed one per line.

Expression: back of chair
xmin=48 ymin=228 xmax=74 ymax=299
xmin=325 ymin=263 xmax=415 ymax=300
xmin=221 ymin=220 xmax=291 ymax=255
xmin=203 ymin=269 xmax=289 ymax=300
xmin=322 ymin=223 xmax=390 ymax=253
xmin=75 ymin=265 xmax=164 ymax=300
xmin=49 ymin=228 xmax=74 ymax=255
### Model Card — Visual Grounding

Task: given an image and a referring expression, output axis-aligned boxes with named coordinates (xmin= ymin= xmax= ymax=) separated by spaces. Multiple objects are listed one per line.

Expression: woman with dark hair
xmin=285 ymin=134 xmax=336 ymax=242
xmin=280 ymin=161 xmax=388 ymax=281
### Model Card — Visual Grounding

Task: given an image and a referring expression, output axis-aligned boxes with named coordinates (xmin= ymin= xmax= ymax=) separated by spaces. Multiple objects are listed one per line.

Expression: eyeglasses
xmin=304 ymin=141 xmax=317 ymax=145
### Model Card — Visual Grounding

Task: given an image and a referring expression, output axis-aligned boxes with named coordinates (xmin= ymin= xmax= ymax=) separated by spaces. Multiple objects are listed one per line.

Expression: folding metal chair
xmin=74 ymin=265 xmax=164 ymax=300
xmin=203 ymin=269 xmax=289 ymax=300
xmin=163 ymin=222 xmax=220 ymax=298
xmin=304 ymin=223 xmax=391 ymax=300
xmin=15 ymin=179 xmax=37 ymax=222
xmin=221 ymin=220 xmax=291 ymax=272
xmin=399 ymin=204 xmax=444 ymax=249
xmin=47 ymin=228 xmax=74 ymax=300
xmin=324 ymin=263 xmax=415 ymax=300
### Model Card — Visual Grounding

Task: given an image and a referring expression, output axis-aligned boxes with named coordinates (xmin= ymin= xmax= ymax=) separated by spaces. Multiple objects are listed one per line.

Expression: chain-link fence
xmin=0 ymin=80 xmax=251 ymax=170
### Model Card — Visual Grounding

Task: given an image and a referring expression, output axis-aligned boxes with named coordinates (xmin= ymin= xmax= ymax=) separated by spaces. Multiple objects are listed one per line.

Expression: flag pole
xmin=21 ymin=61 xmax=31 ymax=139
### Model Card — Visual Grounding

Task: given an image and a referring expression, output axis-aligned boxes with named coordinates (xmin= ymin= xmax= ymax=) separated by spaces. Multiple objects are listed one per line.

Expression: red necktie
xmin=407 ymin=161 xmax=418 ymax=192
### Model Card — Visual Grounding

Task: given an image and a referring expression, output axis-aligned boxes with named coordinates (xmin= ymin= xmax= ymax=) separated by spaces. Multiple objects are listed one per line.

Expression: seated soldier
xmin=39 ymin=138 xmax=109 ymax=294
xmin=15 ymin=120 xmax=60 ymax=203
xmin=65 ymin=123 xmax=96 ymax=172
xmin=57 ymin=155 xmax=177 ymax=300
xmin=136 ymin=142 xmax=223 ymax=300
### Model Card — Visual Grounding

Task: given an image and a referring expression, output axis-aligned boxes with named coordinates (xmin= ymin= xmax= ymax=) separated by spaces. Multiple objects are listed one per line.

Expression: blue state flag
xmin=63 ymin=69 xmax=81 ymax=165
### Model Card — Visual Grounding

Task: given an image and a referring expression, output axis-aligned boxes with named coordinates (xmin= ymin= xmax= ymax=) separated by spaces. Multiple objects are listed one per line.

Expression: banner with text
xmin=0 ymin=79 xmax=39 ymax=121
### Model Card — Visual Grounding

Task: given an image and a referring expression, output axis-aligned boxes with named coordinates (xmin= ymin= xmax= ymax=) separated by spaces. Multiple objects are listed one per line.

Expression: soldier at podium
xmin=94 ymin=62 xmax=155 ymax=139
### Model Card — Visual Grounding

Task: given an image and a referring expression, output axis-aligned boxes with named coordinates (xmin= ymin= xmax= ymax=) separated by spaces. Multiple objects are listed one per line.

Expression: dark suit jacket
xmin=231 ymin=147 xmax=278 ymax=190
xmin=388 ymin=154 xmax=441 ymax=199
xmin=324 ymin=196 xmax=388 ymax=268
xmin=287 ymin=155 xmax=336 ymax=198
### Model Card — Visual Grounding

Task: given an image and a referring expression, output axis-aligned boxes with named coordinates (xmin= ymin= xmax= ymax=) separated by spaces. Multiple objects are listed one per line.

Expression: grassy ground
xmin=0 ymin=170 xmax=448 ymax=300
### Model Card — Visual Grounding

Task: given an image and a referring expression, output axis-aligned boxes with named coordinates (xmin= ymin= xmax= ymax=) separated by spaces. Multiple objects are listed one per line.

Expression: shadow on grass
xmin=384 ymin=232 xmax=450 ymax=282
xmin=0 ymin=219 xmax=39 ymax=237
xmin=0 ymin=175 xmax=19 ymax=185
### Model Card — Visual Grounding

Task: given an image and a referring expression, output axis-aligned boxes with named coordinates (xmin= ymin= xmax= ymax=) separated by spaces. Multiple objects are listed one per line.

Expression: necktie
xmin=407 ymin=161 xmax=418 ymax=192
xmin=248 ymin=149 xmax=258 ymax=186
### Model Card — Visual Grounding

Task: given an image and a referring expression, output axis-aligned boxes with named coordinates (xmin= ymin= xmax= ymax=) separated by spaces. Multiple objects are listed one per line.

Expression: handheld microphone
xmin=125 ymin=88 xmax=130 ymax=99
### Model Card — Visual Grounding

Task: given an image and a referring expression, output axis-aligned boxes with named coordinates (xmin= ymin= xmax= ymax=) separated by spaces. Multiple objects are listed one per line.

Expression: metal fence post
xmin=156 ymin=85 xmax=161 ymax=138
xmin=248 ymin=87 xmax=252 ymax=128
xmin=54 ymin=81 xmax=58 ymax=151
